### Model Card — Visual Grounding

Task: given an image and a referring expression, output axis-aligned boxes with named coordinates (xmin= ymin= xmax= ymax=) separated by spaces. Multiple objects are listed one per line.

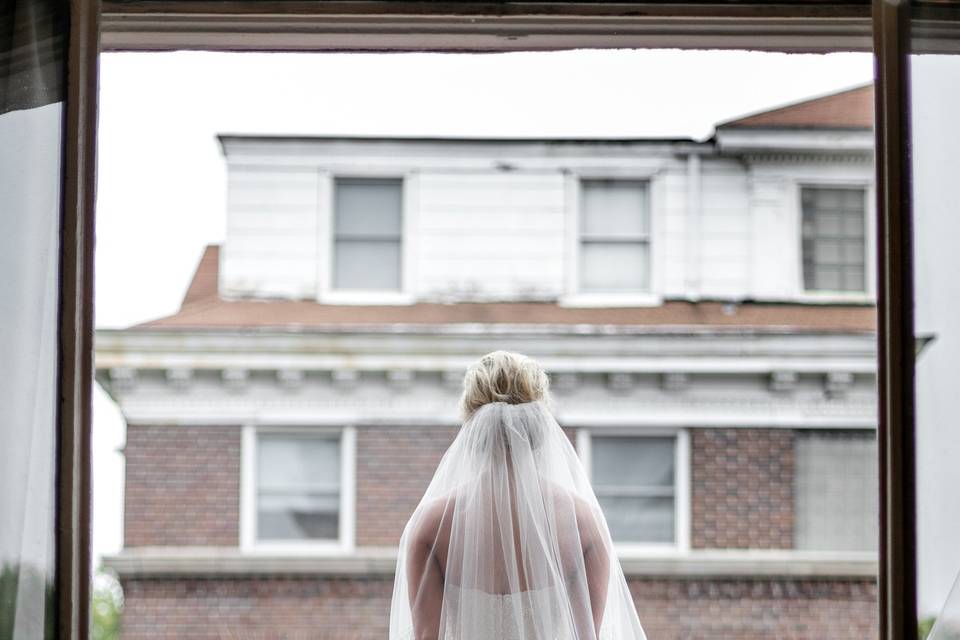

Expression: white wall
xmin=219 ymin=138 xmax=874 ymax=306
xmin=415 ymin=171 xmax=566 ymax=300
xmin=912 ymin=54 xmax=960 ymax=619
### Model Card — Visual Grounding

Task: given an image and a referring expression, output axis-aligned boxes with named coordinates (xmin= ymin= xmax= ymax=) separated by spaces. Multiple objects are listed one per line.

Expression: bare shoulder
xmin=540 ymin=480 xmax=603 ymax=545
xmin=409 ymin=492 xmax=455 ymax=547
xmin=572 ymin=494 xmax=601 ymax=534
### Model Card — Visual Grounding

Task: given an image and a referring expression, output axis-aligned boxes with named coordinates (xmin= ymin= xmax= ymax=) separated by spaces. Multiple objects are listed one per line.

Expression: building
xmin=97 ymin=85 xmax=879 ymax=639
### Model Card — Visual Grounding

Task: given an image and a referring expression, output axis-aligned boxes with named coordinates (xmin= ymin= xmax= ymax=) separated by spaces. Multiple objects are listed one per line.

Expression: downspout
xmin=685 ymin=152 xmax=703 ymax=301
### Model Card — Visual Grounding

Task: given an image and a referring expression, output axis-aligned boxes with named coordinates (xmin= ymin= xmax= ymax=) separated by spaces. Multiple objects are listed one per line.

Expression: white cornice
xmin=103 ymin=547 xmax=877 ymax=580
xmin=95 ymin=329 xmax=877 ymax=427
xmin=716 ymin=128 xmax=874 ymax=155
xmin=95 ymin=328 xmax=877 ymax=373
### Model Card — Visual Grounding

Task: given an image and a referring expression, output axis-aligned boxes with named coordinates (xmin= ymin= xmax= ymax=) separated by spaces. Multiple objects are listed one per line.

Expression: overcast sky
xmin=98 ymin=48 xmax=942 ymax=610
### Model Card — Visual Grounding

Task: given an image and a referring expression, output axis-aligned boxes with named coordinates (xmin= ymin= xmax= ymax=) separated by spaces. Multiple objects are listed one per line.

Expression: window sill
xmin=103 ymin=547 xmax=877 ymax=579
xmin=317 ymin=291 xmax=415 ymax=306
xmin=793 ymin=291 xmax=876 ymax=305
xmin=559 ymin=292 xmax=663 ymax=308
xmin=240 ymin=541 xmax=353 ymax=556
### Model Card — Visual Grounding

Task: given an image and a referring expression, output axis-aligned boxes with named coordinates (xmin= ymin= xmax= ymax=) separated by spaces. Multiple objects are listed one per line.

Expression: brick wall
xmin=120 ymin=577 xmax=394 ymax=640
xmin=690 ymin=428 xmax=795 ymax=549
xmin=630 ymin=578 xmax=877 ymax=639
xmin=124 ymin=425 xmax=241 ymax=547
xmin=123 ymin=425 xmax=801 ymax=550
xmin=356 ymin=426 xmax=458 ymax=546
xmin=119 ymin=575 xmax=877 ymax=640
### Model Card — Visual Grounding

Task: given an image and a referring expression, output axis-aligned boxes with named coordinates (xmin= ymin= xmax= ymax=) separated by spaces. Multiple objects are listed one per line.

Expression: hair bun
xmin=458 ymin=351 xmax=551 ymax=420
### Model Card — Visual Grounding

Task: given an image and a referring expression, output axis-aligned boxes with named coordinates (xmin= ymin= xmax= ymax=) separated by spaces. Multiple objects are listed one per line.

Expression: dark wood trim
xmin=81 ymin=2 xmax=936 ymax=640
xmin=100 ymin=1 xmax=873 ymax=52
xmin=101 ymin=0 xmax=872 ymax=17
xmin=872 ymin=0 xmax=916 ymax=638
xmin=56 ymin=0 xmax=99 ymax=636
xmin=910 ymin=4 xmax=960 ymax=54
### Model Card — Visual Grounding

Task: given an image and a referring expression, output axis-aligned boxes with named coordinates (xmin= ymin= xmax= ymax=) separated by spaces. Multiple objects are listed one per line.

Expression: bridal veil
xmin=388 ymin=397 xmax=648 ymax=640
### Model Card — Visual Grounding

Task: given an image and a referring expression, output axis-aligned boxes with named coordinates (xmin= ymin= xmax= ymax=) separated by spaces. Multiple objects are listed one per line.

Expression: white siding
xmin=745 ymin=159 xmax=876 ymax=301
xmin=221 ymin=167 xmax=320 ymax=299
xmin=416 ymin=172 xmax=566 ymax=300
xmin=697 ymin=162 xmax=752 ymax=298
xmin=217 ymin=138 xmax=874 ymax=305
xmin=657 ymin=166 xmax=690 ymax=298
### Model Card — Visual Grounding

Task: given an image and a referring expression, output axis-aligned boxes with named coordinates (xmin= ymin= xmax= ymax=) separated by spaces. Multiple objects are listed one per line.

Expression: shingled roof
xmin=137 ymin=245 xmax=876 ymax=332
xmin=718 ymin=84 xmax=873 ymax=130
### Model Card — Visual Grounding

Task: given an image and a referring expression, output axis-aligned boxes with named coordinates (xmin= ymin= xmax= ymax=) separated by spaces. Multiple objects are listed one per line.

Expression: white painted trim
xmin=239 ymin=424 xmax=257 ymax=551
xmin=103 ymin=547 xmax=878 ymax=579
xmin=559 ymin=292 xmax=663 ymax=308
xmin=340 ymin=426 xmax=357 ymax=552
xmin=577 ymin=427 xmax=691 ymax=553
xmin=240 ymin=424 xmax=356 ymax=555
xmin=113 ymin=406 xmax=878 ymax=430
xmin=576 ymin=428 xmax=592 ymax=477
xmin=402 ymin=172 xmax=419 ymax=300
xmin=315 ymin=170 xmax=333 ymax=299
xmin=675 ymin=429 xmax=692 ymax=553
xmin=561 ymin=173 xmax=662 ymax=306
xmin=794 ymin=180 xmax=875 ymax=300
xmin=716 ymin=129 xmax=874 ymax=154
xmin=317 ymin=173 xmax=414 ymax=305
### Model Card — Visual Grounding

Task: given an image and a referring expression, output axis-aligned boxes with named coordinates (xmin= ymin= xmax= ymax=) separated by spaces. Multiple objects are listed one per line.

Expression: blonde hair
xmin=459 ymin=351 xmax=551 ymax=420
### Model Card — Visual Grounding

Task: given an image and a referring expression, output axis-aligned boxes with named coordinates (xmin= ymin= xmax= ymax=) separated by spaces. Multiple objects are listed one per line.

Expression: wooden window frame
xmin=567 ymin=177 xmax=660 ymax=306
xmin=240 ymin=425 xmax=357 ymax=554
xmin=56 ymin=1 xmax=959 ymax=638
xmin=798 ymin=183 xmax=872 ymax=297
xmin=576 ymin=428 xmax=692 ymax=555
xmin=323 ymin=175 xmax=413 ymax=304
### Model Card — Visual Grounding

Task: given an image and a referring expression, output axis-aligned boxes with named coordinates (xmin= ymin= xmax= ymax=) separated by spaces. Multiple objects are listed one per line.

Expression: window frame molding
xmin=575 ymin=427 xmax=691 ymax=556
xmin=561 ymin=170 xmax=664 ymax=308
xmin=793 ymin=179 xmax=877 ymax=303
xmin=53 ymin=2 xmax=941 ymax=637
xmin=317 ymin=171 xmax=416 ymax=305
xmin=240 ymin=423 xmax=357 ymax=555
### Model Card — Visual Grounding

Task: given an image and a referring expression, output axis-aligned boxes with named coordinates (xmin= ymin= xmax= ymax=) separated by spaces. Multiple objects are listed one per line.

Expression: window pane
xmin=580 ymin=242 xmax=650 ymax=292
xmin=256 ymin=434 xmax=341 ymax=542
xmin=801 ymin=187 xmax=867 ymax=293
xmin=592 ymin=436 xmax=675 ymax=489
xmin=334 ymin=239 xmax=402 ymax=290
xmin=794 ymin=431 xmax=878 ymax=551
xmin=258 ymin=433 xmax=340 ymax=490
xmin=257 ymin=493 xmax=339 ymax=541
xmin=334 ymin=178 xmax=402 ymax=238
xmin=598 ymin=496 xmax=675 ymax=544
xmin=581 ymin=180 xmax=649 ymax=238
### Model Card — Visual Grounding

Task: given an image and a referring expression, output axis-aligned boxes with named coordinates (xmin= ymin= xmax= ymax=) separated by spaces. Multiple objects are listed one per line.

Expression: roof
xmin=141 ymin=245 xmax=876 ymax=333
xmin=217 ymin=85 xmax=876 ymax=152
xmin=718 ymin=84 xmax=874 ymax=130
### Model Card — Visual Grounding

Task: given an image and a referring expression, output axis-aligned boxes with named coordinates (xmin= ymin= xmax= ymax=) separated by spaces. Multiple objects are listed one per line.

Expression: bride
xmin=389 ymin=351 xmax=648 ymax=640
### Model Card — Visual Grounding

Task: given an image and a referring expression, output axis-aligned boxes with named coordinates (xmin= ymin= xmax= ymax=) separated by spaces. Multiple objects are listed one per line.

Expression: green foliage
xmin=920 ymin=616 xmax=937 ymax=640
xmin=0 ymin=563 xmax=55 ymax=640
xmin=91 ymin=572 xmax=123 ymax=640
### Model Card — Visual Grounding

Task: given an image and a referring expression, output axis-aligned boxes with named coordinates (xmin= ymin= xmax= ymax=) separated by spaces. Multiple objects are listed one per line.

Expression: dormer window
xmin=579 ymin=179 xmax=651 ymax=293
xmin=801 ymin=186 xmax=867 ymax=293
xmin=333 ymin=178 xmax=403 ymax=291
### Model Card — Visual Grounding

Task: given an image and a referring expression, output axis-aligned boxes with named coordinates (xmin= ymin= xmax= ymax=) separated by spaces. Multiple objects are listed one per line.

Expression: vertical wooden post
xmin=57 ymin=0 xmax=99 ymax=636
xmin=872 ymin=0 xmax=917 ymax=637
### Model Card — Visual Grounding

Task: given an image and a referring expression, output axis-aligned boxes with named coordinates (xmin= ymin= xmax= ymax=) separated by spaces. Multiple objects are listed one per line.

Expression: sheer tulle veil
xmin=388 ymin=398 xmax=648 ymax=640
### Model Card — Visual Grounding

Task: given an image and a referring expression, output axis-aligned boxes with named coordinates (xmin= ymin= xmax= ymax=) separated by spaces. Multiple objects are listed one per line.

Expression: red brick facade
xmin=119 ymin=576 xmax=877 ymax=640
xmin=356 ymin=426 xmax=458 ymax=546
xmin=119 ymin=424 xmax=876 ymax=638
xmin=690 ymin=429 xmax=795 ymax=550
xmin=124 ymin=425 xmax=241 ymax=547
